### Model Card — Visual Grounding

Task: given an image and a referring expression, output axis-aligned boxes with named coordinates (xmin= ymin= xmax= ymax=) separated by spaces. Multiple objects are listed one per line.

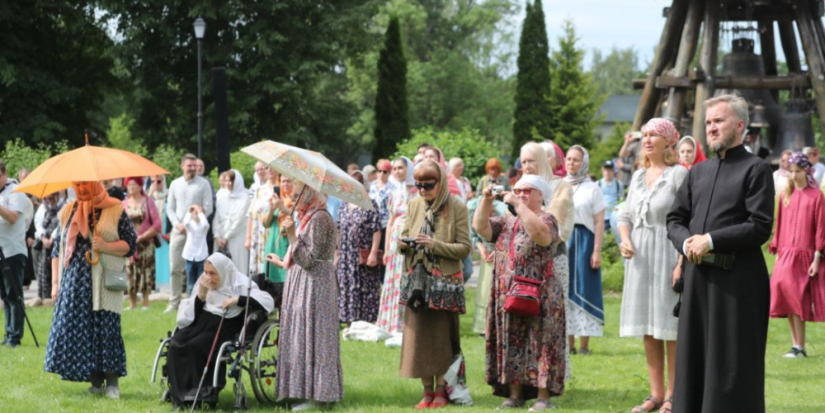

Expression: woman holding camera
xmin=474 ymin=174 xmax=565 ymax=411
xmin=618 ymin=119 xmax=686 ymax=413
xmin=399 ymin=160 xmax=470 ymax=409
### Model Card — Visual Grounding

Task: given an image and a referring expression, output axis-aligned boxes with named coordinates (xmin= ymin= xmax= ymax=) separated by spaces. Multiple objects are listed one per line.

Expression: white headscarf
xmin=390 ymin=156 xmax=415 ymax=187
xmin=176 ymin=252 xmax=274 ymax=328
xmin=563 ymin=145 xmax=591 ymax=186
xmin=515 ymin=174 xmax=552 ymax=205
xmin=217 ymin=169 xmax=249 ymax=221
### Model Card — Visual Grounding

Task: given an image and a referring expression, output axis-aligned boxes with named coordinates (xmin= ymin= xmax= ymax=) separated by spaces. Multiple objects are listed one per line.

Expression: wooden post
xmin=632 ymin=0 xmax=691 ymax=131
xmin=664 ymin=0 xmax=705 ymax=126
xmin=691 ymin=0 xmax=721 ymax=154
xmin=792 ymin=0 xmax=825 ymax=135
xmin=778 ymin=21 xmax=803 ymax=73
xmin=759 ymin=20 xmax=780 ymax=103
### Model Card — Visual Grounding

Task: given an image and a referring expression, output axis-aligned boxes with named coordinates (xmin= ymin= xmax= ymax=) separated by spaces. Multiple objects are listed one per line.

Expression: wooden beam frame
xmin=692 ymin=0 xmax=721 ymax=153
xmin=792 ymin=0 xmax=825 ymax=135
xmin=632 ymin=75 xmax=812 ymax=90
xmin=664 ymin=0 xmax=705 ymax=125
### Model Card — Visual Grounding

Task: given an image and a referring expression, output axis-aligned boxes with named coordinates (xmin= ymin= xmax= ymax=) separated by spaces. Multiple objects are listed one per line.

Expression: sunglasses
xmin=415 ymin=181 xmax=437 ymax=191
xmin=512 ymin=188 xmax=536 ymax=195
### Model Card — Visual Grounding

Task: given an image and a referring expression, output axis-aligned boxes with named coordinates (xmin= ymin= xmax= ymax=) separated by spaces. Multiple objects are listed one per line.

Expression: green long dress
xmin=264 ymin=210 xmax=290 ymax=283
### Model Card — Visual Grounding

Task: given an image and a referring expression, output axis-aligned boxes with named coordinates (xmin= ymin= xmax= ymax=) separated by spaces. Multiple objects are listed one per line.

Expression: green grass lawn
xmin=1 ymin=287 xmax=823 ymax=412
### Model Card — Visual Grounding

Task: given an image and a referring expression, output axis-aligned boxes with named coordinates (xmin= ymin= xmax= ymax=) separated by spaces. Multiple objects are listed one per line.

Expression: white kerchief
xmin=516 ymin=174 xmax=552 ymax=205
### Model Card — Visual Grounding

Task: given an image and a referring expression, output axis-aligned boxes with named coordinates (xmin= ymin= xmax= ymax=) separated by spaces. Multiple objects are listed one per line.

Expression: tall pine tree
xmin=373 ymin=17 xmax=410 ymax=161
xmin=512 ymin=0 xmax=552 ymax=160
xmin=547 ymin=20 xmax=603 ymax=150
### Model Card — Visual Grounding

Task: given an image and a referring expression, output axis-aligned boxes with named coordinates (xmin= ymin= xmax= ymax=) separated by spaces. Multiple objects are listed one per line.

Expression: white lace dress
xmin=618 ymin=165 xmax=687 ymax=340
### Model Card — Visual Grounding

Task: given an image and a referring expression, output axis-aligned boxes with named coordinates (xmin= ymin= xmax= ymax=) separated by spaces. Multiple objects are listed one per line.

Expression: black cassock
xmin=666 ymin=145 xmax=774 ymax=413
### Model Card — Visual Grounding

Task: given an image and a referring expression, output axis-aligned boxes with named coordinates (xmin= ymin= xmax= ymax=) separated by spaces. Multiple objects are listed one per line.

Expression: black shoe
xmin=4 ymin=341 xmax=20 ymax=348
xmin=783 ymin=347 xmax=807 ymax=358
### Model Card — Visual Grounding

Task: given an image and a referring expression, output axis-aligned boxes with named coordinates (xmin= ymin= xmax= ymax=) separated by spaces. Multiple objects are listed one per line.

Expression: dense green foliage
xmin=0 ymin=139 xmax=69 ymax=178
xmin=373 ymin=17 xmax=410 ymax=161
xmin=0 ymin=1 xmax=118 ymax=147
xmin=590 ymin=46 xmax=644 ymax=97
xmin=392 ymin=127 xmax=500 ymax=183
xmin=512 ymin=0 xmax=552 ymax=160
xmin=589 ymin=122 xmax=629 ymax=176
xmin=547 ymin=20 xmax=604 ymax=150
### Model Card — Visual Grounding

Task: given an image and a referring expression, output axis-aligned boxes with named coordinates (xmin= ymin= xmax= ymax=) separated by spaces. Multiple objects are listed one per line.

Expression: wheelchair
xmin=151 ymin=311 xmax=280 ymax=409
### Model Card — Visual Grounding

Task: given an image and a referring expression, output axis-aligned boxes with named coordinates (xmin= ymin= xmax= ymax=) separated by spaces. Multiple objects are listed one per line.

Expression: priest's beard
xmin=710 ymin=129 xmax=737 ymax=153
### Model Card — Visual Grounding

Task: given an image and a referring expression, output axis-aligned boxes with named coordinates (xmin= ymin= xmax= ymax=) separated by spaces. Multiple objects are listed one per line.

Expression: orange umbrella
xmin=15 ymin=139 xmax=170 ymax=198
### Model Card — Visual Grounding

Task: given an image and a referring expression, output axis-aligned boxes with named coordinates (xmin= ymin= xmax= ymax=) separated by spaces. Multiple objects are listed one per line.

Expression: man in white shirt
xmin=0 ymin=160 xmax=34 ymax=347
xmin=165 ymin=154 xmax=214 ymax=313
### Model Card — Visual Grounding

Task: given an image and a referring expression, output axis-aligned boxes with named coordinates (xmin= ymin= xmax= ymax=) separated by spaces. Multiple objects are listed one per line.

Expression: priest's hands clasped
xmin=685 ymin=234 xmax=712 ymax=265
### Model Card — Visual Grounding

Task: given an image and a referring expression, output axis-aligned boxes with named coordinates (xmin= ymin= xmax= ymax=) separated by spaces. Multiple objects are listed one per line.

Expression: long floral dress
xmin=276 ymin=209 xmax=343 ymax=402
xmin=247 ymin=184 xmax=274 ymax=276
xmin=125 ymin=202 xmax=156 ymax=294
xmin=485 ymin=213 xmax=566 ymax=400
xmin=336 ymin=200 xmax=382 ymax=323
xmin=44 ymin=207 xmax=137 ymax=381
xmin=376 ymin=186 xmax=416 ymax=333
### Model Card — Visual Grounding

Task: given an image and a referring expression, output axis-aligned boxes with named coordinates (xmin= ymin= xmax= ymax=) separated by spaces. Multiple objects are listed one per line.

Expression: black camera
xmin=401 ymin=237 xmax=416 ymax=245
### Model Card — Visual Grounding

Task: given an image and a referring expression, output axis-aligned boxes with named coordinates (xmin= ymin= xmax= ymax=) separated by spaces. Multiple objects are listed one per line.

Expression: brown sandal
xmin=658 ymin=398 xmax=673 ymax=413
xmin=631 ymin=396 xmax=662 ymax=413
xmin=497 ymin=398 xmax=525 ymax=410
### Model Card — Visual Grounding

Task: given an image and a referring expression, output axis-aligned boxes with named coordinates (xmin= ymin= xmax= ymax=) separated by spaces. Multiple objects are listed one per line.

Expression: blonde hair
xmin=639 ymin=143 xmax=679 ymax=169
xmin=520 ymin=142 xmax=553 ymax=182
xmin=782 ymin=164 xmax=806 ymax=207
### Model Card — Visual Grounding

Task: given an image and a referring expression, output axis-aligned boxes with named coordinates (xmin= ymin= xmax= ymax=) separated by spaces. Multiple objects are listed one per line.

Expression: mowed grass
xmin=1 ymin=284 xmax=823 ymax=412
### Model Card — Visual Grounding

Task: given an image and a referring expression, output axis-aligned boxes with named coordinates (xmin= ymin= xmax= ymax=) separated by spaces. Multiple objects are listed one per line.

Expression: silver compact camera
xmin=491 ymin=185 xmax=505 ymax=196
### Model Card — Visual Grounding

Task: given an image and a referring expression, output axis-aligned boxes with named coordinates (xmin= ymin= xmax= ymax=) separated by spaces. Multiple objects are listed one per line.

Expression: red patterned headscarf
xmin=641 ymin=118 xmax=680 ymax=148
xmin=788 ymin=151 xmax=817 ymax=189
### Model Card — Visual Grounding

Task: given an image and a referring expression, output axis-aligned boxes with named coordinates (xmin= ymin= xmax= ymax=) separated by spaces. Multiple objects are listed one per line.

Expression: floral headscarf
xmin=642 ymin=118 xmax=680 ymax=148
xmin=787 ymin=151 xmax=817 ymax=189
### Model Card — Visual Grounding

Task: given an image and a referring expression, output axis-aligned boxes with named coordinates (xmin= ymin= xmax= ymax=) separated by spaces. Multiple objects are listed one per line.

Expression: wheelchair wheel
xmin=249 ymin=319 xmax=279 ymax=404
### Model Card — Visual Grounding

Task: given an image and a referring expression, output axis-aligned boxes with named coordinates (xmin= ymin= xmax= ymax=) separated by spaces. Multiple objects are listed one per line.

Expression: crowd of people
xmin=1 ymin=94 xmax=824 ymax=413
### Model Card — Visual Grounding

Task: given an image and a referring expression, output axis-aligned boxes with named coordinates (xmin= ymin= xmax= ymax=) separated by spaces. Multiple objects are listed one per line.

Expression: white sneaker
xmin=162 ymin=305 xmax=177 ymax=314
xmin=291 ymin=401 xmax=318 ymax=412
xmin=104 ymin=386 xmax=119 ymax=399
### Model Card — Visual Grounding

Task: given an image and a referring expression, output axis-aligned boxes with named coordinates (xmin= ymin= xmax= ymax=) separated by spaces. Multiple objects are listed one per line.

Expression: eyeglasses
xmin=378 ymin=170 xmax=390 ymax=174
xmin=415 ymin=181 xmax=437 ymax=191
xmin=512 ymin=188 xmax=536 ymax=195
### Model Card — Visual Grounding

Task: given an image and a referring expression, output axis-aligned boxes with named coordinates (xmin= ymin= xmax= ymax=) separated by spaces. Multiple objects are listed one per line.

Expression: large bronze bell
xmin=772 ymin=98 xmax=815 ymax=157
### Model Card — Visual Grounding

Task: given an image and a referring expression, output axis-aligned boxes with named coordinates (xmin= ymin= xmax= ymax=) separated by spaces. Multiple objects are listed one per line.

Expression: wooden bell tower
xmin=633 ymin=0 xmax=825 ymax=154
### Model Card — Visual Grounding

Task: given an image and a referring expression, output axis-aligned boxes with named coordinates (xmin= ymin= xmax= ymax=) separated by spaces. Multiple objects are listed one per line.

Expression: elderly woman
xmin=214 ymin=170 xmax=251 ymax=275
xmin=618 ymin=119 xmax=687 ymax=413
xmin=272 ymin=181 xmax=343 ymax=410
xmin=399 ymin=160 xmax=471 ymax=409
xmin=474 ymin=174 xmax=566 ymax=411
xmin=477 ymin=158 xmax=510 ymax=195
xmin=166 ymin=252 xmax=274 ymax=408
xmin=377 ymin=157 xmax=417 ymax=334
xmin=44 ymin=181 xmax=138 ymax=399
xmin=123 ymin=176 xmax=162 ymax=310
xmin=564 ymin=145 xmax=606 ymax=355
xmin=337 ymin=171 xmax=383 ymax=324
xmin=541 ymin=140 xmax=567 ymax=178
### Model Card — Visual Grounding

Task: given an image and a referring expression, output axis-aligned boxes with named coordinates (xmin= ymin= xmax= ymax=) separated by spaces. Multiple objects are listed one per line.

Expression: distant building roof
xmin=598 ymin=95 xmax=641 ymax=123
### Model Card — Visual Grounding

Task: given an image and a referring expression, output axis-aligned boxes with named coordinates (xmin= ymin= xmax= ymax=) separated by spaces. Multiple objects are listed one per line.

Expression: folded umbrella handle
xmin=85 ymin=250 xmax=100 ymax=265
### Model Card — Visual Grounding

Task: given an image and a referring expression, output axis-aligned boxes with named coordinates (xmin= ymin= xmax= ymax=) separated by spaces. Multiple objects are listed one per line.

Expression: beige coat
xmin=401 ymin=196 xmax=471 ymax=276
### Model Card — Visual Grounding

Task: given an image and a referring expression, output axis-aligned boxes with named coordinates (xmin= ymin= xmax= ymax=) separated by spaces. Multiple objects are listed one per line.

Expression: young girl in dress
xmin=768 ymin=151 xmax=825 ymax=358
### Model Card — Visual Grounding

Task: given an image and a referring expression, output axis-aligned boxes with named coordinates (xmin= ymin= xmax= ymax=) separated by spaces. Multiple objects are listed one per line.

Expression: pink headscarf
xmin=426 ymin=147 xmax=462 ymax=197
xmin=641 ymin=118 xmax=680 ymax=148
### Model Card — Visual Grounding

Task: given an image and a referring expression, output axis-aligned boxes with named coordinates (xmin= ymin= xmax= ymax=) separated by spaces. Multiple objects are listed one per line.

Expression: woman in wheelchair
xmin=166 ymin=252 xmax=274 ymax=408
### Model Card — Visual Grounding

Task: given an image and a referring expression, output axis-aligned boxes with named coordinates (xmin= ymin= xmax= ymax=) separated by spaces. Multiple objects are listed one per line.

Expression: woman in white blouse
xmin=564 ymin=145 xmax=606 ymax=355
xmin=214 ymin=170 xmax=251 ymax=277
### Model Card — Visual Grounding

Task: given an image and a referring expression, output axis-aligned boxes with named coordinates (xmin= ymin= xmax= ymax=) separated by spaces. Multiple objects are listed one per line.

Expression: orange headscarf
xmin=65 ymin=181 xmax=121 ymax=266
xmin=277 ymin=183 xmax=295 ymax=229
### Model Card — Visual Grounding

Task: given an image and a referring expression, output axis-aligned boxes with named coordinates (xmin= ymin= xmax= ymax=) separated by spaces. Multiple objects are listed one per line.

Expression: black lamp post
xmin=193 ymin=17 xmax=206 ymax=159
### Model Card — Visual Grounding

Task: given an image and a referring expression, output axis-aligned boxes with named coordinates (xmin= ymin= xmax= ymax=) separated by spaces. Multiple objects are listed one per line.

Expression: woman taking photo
xmin=618 ymin=119 xmax=687 ymax=413
xmin=246 ymin=165 xmax=279 ymax=276
xmin=273 ymin=181 xmax=343 ymax=410
xmin=262 ymin=174 xmax=294 ymax=306
xmin=214 ymin=170 xmax=250 ymax=275
xmin=44 ymin=181 xmax=138 ymax=399
xmin=166 ymin=252 xmax=274 ymax=408
xmin=399 ymin=160 xmax=470 ymax=409
xmin=377 ymin=157 xmax=417 ymax=334
xmin=474 ymin=174 xmax=566 ymax=411
xmin=564 ymin=145 xmax=606 ymax=355
xmin=123 ymin=176 xmax=162 ymax=311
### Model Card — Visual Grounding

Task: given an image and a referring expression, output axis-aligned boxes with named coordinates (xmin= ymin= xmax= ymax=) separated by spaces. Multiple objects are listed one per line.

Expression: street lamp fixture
xmin=194 ymin=17 xmax=206 ymax=159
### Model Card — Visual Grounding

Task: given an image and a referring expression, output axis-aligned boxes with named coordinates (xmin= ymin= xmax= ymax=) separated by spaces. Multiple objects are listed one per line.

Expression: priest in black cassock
xmin=666 ymin=94 xmax=774 ymax=413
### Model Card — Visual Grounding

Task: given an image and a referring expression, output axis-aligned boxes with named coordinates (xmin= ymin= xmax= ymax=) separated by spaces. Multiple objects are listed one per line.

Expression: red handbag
xmin=502 ymin=218 xmax=546 ymax=317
